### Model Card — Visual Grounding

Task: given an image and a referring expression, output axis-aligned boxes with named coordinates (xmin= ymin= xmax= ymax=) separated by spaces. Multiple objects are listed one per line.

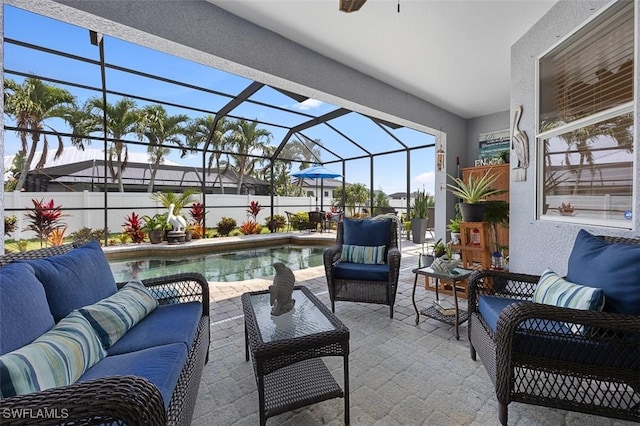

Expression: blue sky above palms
xmin=3 ymin=5 xmax=436 ymax=195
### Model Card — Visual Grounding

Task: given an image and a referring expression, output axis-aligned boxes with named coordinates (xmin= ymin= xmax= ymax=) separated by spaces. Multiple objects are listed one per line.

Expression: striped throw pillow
xmin=0 ymin=311 xmax=106 ymax=398
xmin=341 ymin=244 xmax=386 ymax=264
xmin=79 ymin=280 xmax=158 ymax=349
xmin=533 ymin=269 xmax=605 ymax=334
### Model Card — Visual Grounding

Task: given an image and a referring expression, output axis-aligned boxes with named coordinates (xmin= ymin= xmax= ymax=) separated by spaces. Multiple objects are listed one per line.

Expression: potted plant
xmin=483 ymin=200 xmax=509 ymax=266
xmin=446 ymin=169 xmax=506 ymax=222
xmin=411 ymin=190 xmax=430 ymax=244
xmin=447 ymin=218 xmax=461 ymax=244
xmin=142 ymin=213 xmax=167 ymax=244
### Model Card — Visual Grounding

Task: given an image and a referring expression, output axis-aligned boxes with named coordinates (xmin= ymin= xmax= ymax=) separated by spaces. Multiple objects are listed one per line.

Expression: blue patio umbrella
xmin=291 ymin=165 xmax=342 ymax=210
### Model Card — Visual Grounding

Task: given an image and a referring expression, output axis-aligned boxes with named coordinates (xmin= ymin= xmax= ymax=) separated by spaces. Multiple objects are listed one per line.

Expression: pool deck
xmin=189 ymin=232 xmax=636 ymax=426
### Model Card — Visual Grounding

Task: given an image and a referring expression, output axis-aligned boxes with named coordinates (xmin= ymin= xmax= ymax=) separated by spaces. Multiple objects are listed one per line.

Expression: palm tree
xmin=227 ymin=119 xmax=272 ymax=194
xmin=184 ymin=115 xmax=232 ymax=194
xmin=3 ymin=77 xmax=75 ymax=191
xmin=81 ymin=97 xmax=140 ymax=192
xmin=137 ymin=105 xmax=190 ymax=192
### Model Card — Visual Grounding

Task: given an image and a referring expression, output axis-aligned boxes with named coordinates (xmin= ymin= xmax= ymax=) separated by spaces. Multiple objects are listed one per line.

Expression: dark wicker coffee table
xmin=242 ymin=286 xmax=350 ymax=425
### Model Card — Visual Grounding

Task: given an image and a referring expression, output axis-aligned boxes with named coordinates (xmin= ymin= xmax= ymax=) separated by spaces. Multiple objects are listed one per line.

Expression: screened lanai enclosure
xmin=2 ymin=5 xmax=438 ymax=242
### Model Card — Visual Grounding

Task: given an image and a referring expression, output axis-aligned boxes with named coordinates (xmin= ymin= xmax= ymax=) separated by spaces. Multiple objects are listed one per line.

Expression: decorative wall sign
xmin=478 ymin=129 xmax=510 ymax=162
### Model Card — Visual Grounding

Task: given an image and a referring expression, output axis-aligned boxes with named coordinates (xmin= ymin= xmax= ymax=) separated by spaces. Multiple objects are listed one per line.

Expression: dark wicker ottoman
xmin=242 ymin=286 xmax=350 ymax=425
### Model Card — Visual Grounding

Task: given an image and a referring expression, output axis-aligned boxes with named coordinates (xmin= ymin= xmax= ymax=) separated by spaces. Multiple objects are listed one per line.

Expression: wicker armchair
xmin=468 ymin=235 xmax=640 ymax=425
xmin=324 ymin=218 xmax=401 ymax=318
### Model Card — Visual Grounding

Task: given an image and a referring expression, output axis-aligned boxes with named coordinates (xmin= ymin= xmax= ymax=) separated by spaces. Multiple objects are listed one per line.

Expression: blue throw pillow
xmin=343 ymin=218 xmax=391 ymax=247
xmin=566 ymin=230 xmax=640 ymax=315
xmin=19 ymin=240 xmax=118 ymax=322
xmin=0 ymin=263 xmax=55 ymax=355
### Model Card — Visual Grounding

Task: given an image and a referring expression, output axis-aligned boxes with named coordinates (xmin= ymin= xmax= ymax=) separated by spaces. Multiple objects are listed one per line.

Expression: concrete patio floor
xmin=191 ymin=232 xmax=636 ymax=426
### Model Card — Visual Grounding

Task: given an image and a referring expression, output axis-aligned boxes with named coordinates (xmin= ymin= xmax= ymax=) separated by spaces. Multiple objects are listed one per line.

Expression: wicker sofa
xmin=0 ymin=241 xmax=210 ymax=425
xmin=324 ymin=218 xmax=401 ymax=318
xmin=468 ymin=230 xmax=640 ymax=425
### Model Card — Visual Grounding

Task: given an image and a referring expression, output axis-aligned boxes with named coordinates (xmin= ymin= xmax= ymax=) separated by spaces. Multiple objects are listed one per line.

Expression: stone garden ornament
xmin=269 ymin=262 xmax=296 ymax=316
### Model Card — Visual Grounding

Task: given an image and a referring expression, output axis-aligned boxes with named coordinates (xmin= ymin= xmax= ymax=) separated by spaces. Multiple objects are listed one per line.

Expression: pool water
xmin=109 ymin=245 xmax=326 ymax=282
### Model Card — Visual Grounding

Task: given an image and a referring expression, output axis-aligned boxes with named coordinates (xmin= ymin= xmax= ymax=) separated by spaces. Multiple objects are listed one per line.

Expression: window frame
xmin=535 ymin=1 xmax=636 ymax=230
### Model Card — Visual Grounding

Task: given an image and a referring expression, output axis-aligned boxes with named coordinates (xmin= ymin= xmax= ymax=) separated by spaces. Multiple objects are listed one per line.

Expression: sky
xmin=2 ymin=5 xmax=436 ymax=196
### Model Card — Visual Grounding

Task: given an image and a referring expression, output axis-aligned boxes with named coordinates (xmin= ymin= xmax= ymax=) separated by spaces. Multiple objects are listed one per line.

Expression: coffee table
xmin=242 ymin=286 xmax=350 ymax=425
xmin=412 ymin=266 xmax=473 ymax=339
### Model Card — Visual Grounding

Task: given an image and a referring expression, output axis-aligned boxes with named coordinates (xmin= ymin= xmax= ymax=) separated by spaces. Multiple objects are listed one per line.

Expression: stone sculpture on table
xmin=269 ymin=262 xmax=296 ymax=316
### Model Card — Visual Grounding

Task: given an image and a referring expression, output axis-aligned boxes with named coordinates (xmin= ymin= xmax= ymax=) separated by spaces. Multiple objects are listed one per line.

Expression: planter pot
xmin=420 ymin=254 xmax=435 ymax=268
xmin=450 ymin=232 xmax=461 ymax=245
xmin=459 ymin=202 xmax=486 ymax=222
xmin=411 ymin=218 xmax=429 ymax=244
xmin=149 ymin=230 xmax=164 ymax=244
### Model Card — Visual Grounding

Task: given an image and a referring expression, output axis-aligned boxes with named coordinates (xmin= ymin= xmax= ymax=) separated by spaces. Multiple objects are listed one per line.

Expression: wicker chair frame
xmin=323 ymin=219 xmax=401 ymax=318
xmin=0 ymin=243 xmax=210 ymax=426
xmin=467 ymin=235 xmax=640 ymax=425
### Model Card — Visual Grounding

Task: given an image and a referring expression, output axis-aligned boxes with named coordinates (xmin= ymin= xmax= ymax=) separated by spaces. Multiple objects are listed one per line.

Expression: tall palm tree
xmin=81 ymin=97 xmax=140 ymax=192
xmin=227 ymin=119 xmax=272 ymax=194
xmin=184 ymin=115 xmax=232 ymax=194
xmin=3 ymin=77 xmax=75 ymax=191
xmin=137 ymin=105 xmax=190 ymax=192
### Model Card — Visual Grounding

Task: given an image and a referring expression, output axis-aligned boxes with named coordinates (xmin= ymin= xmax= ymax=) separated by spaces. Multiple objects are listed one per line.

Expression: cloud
xmin=293 ymin=98 xmax=324 ymax=111
xmin=414 ymin=171 xmax=435 ymax=195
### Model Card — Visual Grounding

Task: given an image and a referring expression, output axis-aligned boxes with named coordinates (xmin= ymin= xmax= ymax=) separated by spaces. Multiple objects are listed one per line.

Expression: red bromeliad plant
xmin=123 ymin=212 xmax=146 ymax=243
xmin=24 ymin=198 xmax=68 ymax=248
xmin=189 ymin=202 xmax=207 ymax=226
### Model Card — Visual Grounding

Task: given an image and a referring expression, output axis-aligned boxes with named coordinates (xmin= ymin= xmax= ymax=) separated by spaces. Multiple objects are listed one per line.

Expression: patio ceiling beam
xmin=369 ymin=116 xmax=403 ymax=130
xmin=272 ymin=87 xmax=310 ymax=104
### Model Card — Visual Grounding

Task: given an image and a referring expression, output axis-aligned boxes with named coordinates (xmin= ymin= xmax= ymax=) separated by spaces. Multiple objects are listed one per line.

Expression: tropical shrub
xmin=24 ymin=198 xmax=68 ymax=247
xmin=117 ymin=234 xmax=130 ymax=244
xmin=189 ymin=202 xmax=207 ymax=226
xmin=16 ymin=240 xmax=29 ymax=252
xmin=246 ymin=201 xmax=263 ymax=221
xmin=216 ymin=217 xmax=237 ymax=236
xmin=265 ymin=214 xmax=286 ymax=232
xmin=240 ymin=221 xmax=261 ymax=235
xmin=47 ymin=226 xmax=68 ymax=246
xmin=70 ymin=227 xmax=109 ymax=244
xmin=4 ymin=215 xmax=17 ymax=236
xmin=123 ymin=212 xmax=146 ymax=243
xmin=290 ymin=212 xmax=309 ymax=231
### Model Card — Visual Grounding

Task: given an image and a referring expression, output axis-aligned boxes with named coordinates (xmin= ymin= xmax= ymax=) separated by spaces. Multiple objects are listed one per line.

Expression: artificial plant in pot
xmin=411 ymin=189 xmax=430 ymax=244
xmin=446 ymin=169 xmax=506 ymax=222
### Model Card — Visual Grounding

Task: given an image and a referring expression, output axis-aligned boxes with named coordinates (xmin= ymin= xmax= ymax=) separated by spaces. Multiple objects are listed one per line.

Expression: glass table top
xmin=413 ymin=266 xmax=474 ymax=280
xmin=249 ymin=289 xmax=335 ymax=344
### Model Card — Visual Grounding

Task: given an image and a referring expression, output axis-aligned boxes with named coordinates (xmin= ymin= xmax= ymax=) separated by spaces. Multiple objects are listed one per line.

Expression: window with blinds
xmin=537 ymin=0 xmax=634 ymax=228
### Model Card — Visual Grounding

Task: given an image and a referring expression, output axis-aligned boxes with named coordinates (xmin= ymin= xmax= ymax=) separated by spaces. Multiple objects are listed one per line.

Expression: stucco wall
xmin=509 ymin=0 xmax=639 ymax=274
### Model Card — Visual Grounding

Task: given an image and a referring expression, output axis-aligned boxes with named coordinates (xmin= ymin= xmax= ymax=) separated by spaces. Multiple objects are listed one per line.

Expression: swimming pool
xmin=109 ymin=245 xmax=326 ymax=282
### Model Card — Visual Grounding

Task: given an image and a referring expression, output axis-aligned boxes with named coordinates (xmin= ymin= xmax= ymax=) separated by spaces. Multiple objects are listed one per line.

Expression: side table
xmin=412 ymin=267 xmax=473 ymax=339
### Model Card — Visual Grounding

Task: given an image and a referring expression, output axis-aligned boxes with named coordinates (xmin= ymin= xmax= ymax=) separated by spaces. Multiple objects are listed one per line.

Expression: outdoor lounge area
xmin=2 ymin=0 xmax=640 ymax=425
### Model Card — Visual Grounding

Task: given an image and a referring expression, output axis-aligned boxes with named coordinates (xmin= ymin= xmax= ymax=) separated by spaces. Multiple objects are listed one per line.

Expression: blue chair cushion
xmin=566 ymin=229 xmax=640 ymax=315
xmin=0 ymin=263 xmax=55 ymax=355
xmin=18 ymin=241 xmax=118 ymax=322
xmin=343 ymin=218 xmax=391 ymax=247
xmin=334 ymin=262 xmax=389 ymax=281
xmin=477 ymin=295 xmax=521 ymax=333
xmin=107 ymin=302 xmax=202 ymax=356
xmin=79 ymin=342 xmax=188 ymax=409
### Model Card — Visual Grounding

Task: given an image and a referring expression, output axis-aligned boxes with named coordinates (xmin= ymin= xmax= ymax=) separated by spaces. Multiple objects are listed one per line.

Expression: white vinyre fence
xmin=3 ymin=191 xmax=413 ymax=241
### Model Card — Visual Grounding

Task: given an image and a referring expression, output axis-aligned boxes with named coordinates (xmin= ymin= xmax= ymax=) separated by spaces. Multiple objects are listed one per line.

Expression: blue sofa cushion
xmin=79 ymin=343 xmax=188 ymax=408
xmin=334 ymin=262 xmax=389 ymax=281
xmin=343 ymin=218 xmax=391 ymax=247
xmin=19 ymin=241 xmax=118 ymax=322
xmin=567 ymin=229 xmax=640 ymax=315
xmin=478 ymin=295 xmax=523 ymax=333
xmin=0 ymin=263 xmax=55 ymax=355
xmin=0 ymin=311 xmax=106 ymax=398
xmin=78 ymin=280 xmax=159 ymax=349
xmin=107 ymin=302 xmax=202 ymax=356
